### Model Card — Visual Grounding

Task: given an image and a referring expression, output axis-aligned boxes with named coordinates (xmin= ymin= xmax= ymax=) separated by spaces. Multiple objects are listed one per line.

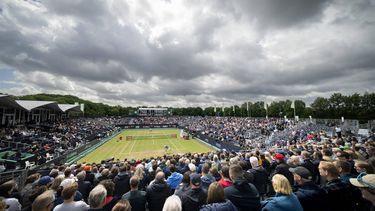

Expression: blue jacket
xmin=201 ymin=175 xmax=216 ymax=191
xmin=200 ymin=200 xmax=238 ymax=211
xmin=261 ymin=193 xmax=303 ymax=211
xmin=167 ymin=172 xmax=183 ymax=190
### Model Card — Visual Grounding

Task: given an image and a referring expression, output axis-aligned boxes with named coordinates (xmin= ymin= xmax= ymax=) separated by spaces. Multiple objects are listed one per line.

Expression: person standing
xmin=53 ymin=183 xmax=89 ymax=211
xmin=146 ymin=172 xmax=171 ymax=211
xmin=224 ymin=165 xmax=260 ymax=211
xmin=122 ymin=176 xmax=147 ymax=211
xmin=176 ymin=173 xmax=207 ymax=211
xmin=200 ymin=182 xmax=237 ymax=211
xmin=261 ymin=174 xmax=303 ymax=211
xmin=319 ymin=161 xmax=355 ymax=211
xmin=289 ymin=167 xmax=328 ymax=211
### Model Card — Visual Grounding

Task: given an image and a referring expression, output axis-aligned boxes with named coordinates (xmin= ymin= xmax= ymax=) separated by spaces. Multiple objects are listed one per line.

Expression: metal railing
xmin=0 ymin=169 xmax=28 ymax=189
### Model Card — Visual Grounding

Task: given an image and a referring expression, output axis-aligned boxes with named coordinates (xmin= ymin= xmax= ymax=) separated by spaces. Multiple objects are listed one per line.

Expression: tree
xmin=15 ymin=92 xmax=375 ymax=120
xmin=311 ymin=97 xmax=330 ymax=118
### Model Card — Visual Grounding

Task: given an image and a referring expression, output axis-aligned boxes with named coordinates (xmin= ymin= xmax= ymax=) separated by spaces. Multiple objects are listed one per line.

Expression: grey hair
xmin=76 ymin=171 xmax=86 ymax=181
xmin=229 ymin=157 xmax=239 ymax=165
xmin=88 ymin=184 xmax=107 ymax=208
xmin=162 ymin=195 xmax=182 ymax=211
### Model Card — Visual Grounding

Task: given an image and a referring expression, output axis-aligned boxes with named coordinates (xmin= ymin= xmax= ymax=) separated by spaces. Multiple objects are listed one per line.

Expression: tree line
xmin=16 ymin=92 xmax=375 ymax=120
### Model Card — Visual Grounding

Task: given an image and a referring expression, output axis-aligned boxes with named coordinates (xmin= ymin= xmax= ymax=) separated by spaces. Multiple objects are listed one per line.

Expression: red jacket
xmin=219 ymin=178 xmax=233 ymax=188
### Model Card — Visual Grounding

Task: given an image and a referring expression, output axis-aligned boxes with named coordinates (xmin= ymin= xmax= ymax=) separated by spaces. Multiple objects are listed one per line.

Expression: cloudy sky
xmin=0 ymin=0 xmax=374 ymax=107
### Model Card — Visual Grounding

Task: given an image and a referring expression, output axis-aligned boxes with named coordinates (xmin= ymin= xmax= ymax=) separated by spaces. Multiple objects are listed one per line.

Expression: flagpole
xmin=291 ymin=100 xmax=296 ymax=120
xmin=222 ymin=104 xmax=225 ymax=117
xmin=247 ymin=102 xmax=249 ymax=117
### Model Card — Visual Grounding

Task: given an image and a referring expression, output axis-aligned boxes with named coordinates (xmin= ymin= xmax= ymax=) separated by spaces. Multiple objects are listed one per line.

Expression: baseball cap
xmin=83 ymin=165 xmax=92 ymax=172
xmin=274 ymin=153 xmax=285 ymax=161
xmin=38 ymin=176 xmax=53 ymax=186
xmin=190 ymin=173 xmax=201 ymax=186
xmin=289 ymin=167 xmax=312 ymax=180
xmin=350 ymin=173 xmax=375 ymax=189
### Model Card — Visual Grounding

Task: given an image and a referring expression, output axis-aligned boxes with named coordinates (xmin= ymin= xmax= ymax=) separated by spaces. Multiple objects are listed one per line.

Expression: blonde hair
xmin=112 ymin=199 xmax=131 ymax=211
xmin=287 ymin=156 xmax=301 ymax=166
xmin=32 ymin=190 xmax=55 ymax=211
xmin=134 ymin=164 xmax=144 ymax=180
xmin=0 ymin=197 xmax=6 ymax=211
xmin=50 ymin=176 xmax=64 ymax=191
xmin=207 ymin=182 xmax=225 ymax=204
xmin=272 ymin=174 xmax=292 ymax=195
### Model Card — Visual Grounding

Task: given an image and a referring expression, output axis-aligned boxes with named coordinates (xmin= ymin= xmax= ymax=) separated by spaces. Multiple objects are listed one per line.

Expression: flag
xmin=233 ymin=105 xmax=235 ymax=112
xmin=214 ymin=106 xmax=217 ymax=113
xmin=291 ymin=101 xmax=295 ymax=109
xmin=264 ymin=102 xmax=268 ymax=110
xmin=80 ymin=103 xmax=85 ymax=112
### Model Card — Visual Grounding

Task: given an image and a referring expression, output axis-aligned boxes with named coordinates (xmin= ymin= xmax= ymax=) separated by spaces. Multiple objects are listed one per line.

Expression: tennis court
xmin=77 ymin=128 xmax=215 ymax=163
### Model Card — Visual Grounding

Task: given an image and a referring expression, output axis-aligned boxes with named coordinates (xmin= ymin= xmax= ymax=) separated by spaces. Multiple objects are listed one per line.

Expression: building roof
xmin=138 ymin=107 xmax=168 ymax=111
xmin=15 ymin=100 xmax=62 ymax=112
xmin=0 ymin=95 xmax=82 ymax=113
xmin=58 ymin=104 xmax=81 ymax=112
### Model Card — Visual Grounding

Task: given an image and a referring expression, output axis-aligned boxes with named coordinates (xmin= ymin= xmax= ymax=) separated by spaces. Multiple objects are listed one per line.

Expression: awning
xmin=58 ymin=104 xmax=82 ymax=113
xmin=15 ymin=100 xmax=63 ymax=112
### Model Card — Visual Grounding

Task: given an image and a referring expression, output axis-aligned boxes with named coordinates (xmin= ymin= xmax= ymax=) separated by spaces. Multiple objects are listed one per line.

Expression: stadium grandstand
xmin=2 ymin=0 xmax=375 ymax=210
xmin=137 ymin=107 xmax=169 ymax=117
xmin=0 ymin=94 xmax=83 ymax=125
xmin=0 ymin=96 xmax=375 ymax=210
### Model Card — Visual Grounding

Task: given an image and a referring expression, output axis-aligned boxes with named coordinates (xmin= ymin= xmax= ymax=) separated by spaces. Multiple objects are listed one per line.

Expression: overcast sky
xmin=0 ymin=0 xmax=374 ymax=107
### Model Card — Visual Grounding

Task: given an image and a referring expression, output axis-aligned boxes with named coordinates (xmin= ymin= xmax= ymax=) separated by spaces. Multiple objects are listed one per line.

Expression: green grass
xmin=78 ymin=128 xmax=216 ymax=163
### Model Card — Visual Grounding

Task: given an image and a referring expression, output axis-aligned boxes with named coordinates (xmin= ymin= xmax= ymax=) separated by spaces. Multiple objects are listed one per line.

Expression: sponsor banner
xmin=117 ymin=124 xmax=177 ymax=129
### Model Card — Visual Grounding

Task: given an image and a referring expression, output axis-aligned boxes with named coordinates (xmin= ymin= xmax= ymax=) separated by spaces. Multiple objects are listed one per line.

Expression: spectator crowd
xmin=0 ymin=118 xmax=119 ymax=170
xmin=0 ymin=116 xmax=375 ymax=211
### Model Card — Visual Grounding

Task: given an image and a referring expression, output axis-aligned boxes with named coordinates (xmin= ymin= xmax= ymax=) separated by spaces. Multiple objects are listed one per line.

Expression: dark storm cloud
xmin=0 ymin=0 xmax=374 ymax=106
xmin=0 ymin=0 xmax=222 ymax=84
xmin=43 ymin=0 xmax=117 ymax=23
xmin=211 ymin=0 xmax=332 ymax=30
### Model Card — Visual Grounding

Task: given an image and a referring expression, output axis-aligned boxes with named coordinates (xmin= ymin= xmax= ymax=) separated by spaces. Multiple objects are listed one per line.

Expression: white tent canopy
xmin=0 ymin=95 xmax=82 ymax=113
xmin=58 ymin=104 xmax=81 ymax=112
xmin=0 ymin=95 xmax=83 ymax=126
xmin=15 ymin=100 xmax=63 ymax=112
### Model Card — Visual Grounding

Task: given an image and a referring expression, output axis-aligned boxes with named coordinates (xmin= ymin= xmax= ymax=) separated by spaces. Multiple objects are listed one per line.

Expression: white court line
xmin=129 ymin=139 xmax=136 ymax=154
xmin=120 ymin=140 xmax=131 ymax=155
xmin=168 ymin=139 xmax=180 ymax=150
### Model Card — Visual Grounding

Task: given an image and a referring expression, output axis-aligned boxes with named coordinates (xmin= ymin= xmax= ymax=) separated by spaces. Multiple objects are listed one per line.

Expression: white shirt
xmin=53 ymin=201 xmax=89 ymax=211
xmin=5 ymin=198 xmax=21 ymax=211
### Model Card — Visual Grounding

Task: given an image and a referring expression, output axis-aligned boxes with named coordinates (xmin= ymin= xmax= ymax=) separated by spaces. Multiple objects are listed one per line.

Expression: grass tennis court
xmin=78 ymin=128 xmax=216 ymax=163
